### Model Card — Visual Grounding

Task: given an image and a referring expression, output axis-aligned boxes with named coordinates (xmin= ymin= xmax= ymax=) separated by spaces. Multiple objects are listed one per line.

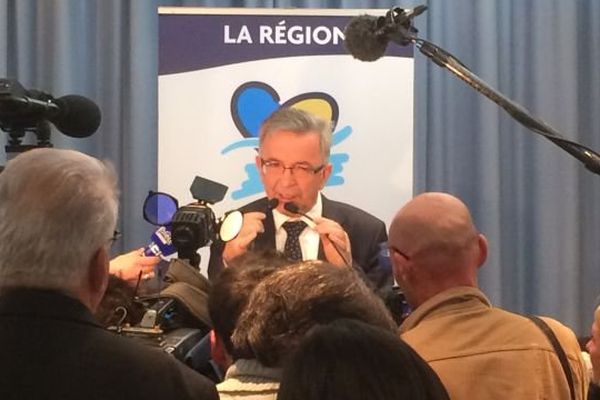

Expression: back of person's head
xmin=388 ymin=192 xmax=487 ymax=306
xmin=0 ymin=148 xmax=118 ymax=295
xmin=277 ymin=318 xmax=450 ymax=400
xmin=95 ymin=275 xmax=145 ymax=327
xmin=232 ymin=261 xmax=397 ymax=367
xmin=208 ymin=250 xmax=290 ymax=357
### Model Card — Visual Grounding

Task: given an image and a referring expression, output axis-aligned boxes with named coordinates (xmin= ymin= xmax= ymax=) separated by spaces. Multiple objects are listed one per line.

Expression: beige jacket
xmin=400 ymin=286 xmax=588 ymax=400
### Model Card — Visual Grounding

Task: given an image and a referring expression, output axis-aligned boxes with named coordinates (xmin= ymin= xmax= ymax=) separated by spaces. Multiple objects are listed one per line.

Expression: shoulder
xmin=94 ymin=331 xmax=218 ymax=399
xmin=322 ymin=196 xmax=386 ymax=230
xmin=538 ymin=316 xmax=581 ymax=349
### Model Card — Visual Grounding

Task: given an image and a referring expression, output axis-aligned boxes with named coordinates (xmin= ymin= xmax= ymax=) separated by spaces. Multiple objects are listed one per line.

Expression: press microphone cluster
xmin=344 ymin=6 xmax=427 ymax=62
xmin=0 ymin=79 xmax=101 ymax=138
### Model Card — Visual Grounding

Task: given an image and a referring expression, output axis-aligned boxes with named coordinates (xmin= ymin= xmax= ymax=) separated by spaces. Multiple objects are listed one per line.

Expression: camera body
xmin=144 ymin=176 xmax=242 ymax=267
xmin=170 ymin=203 xmax=217 ymax=266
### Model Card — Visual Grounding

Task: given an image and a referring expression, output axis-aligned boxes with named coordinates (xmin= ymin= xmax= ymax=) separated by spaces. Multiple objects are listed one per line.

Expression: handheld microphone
xmin=283 ymin=202 xmax=313 ymax=222
xmin=0 ymin=79 xmax=101 ymax=137
xmin=344 ymin=5 xmax=427 ymax=62
xmin=144 ymin=225 xmax=176 ymax=258
xmin=283 ymin=202 xmax=351 ymax=267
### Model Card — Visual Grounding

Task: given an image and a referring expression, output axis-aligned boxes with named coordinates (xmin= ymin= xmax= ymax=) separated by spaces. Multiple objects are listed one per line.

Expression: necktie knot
xmin=282 ymin=220 xmax=307 ymax=261
xmin=283 ymin=220 xmax=307 ymax=236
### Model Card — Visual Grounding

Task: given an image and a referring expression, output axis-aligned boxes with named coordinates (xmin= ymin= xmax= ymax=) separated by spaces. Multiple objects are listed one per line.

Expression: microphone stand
xmin=390 ymin=27 xmax=600 ymax=175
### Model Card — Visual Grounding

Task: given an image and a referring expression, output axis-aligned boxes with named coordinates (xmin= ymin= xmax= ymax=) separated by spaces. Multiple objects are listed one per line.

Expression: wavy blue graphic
xmin=225 ymin=82 xmax=352 ymax=200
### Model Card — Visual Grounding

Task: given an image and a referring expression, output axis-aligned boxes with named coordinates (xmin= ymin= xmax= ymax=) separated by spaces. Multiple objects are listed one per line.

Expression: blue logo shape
xmin=224 ymin=82 xmax=352 ymax=200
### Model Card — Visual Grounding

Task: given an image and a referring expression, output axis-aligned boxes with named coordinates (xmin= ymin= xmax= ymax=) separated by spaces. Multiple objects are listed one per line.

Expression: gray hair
xmin=0 ymin=148 xmax=118 ymax=293
xmin=259 ymin=107 xmax=333 ymax=161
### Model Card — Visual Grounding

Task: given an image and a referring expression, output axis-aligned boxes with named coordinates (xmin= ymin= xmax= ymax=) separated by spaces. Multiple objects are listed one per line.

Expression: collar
xmin=273 ymin=193 xmax=322 ymax=230
xmin=0 ymin=288 xmax=101 ymax=328
xmin=399 ymin=286 xmax=491 ymax=334
xmin=219 ymin=359 xmax=282 ymax=387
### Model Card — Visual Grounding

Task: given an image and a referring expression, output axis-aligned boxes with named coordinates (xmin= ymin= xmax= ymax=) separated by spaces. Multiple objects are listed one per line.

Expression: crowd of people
xmin=0 ymin=107 xmax=599 ymax=399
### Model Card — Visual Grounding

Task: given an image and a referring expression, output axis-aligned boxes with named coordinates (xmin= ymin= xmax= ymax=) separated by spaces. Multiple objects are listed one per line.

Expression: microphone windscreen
xmin=267 ymin=198 xmax=279 ymax=210
xmin=283 ymin=202 xmax=301 ymax=214
xmin=344 ymin=15 xmax=388 ymax=62
xmin=51 ymin=95 xmax=101 ymax=138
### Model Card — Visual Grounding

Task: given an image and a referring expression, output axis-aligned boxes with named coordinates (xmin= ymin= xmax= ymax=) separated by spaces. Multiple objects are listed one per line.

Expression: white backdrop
xmin=158 ymin=8 xmax=414 ymax=270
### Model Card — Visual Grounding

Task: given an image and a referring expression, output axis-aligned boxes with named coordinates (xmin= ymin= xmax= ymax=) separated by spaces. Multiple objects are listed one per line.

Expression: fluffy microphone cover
xmin=344 ymin=15 xmax=388 ymax=62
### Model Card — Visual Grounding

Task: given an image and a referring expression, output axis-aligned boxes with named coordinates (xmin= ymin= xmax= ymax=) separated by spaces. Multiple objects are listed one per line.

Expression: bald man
xmin=389 ymin=192 xmax=588 ymax=400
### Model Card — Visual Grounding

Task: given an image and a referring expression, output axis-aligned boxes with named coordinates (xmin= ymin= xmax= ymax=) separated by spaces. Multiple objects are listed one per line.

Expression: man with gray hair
xmin=0 ymin=148 xmax=218 ymax=400
xmin=209 ymin=107 xmax=389 ymax=289
xmin=389 ymin=192 xmax=588 ymax=400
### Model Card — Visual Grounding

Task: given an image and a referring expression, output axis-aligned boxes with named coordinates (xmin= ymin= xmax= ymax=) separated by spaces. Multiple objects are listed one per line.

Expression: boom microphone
xmin=0 ymin=79 xmax=101 ymax=137
xmin=344 ymin=15 xmax=389 ymax=62
xmin=344 ymin=6 xmax=427 ymax=62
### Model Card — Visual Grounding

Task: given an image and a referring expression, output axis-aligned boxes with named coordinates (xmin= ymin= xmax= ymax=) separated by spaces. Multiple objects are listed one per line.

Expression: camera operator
xmin=0 ymin=148 xmax=218 ymax=400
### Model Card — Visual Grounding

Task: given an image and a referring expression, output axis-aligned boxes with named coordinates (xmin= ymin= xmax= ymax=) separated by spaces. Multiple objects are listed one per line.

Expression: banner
xmin=158 ymin=8 xmax=414 ymax=269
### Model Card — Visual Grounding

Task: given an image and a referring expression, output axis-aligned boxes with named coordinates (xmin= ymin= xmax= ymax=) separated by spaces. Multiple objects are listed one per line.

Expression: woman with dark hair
xmin=277 ymin=318 xmax=450 ymax=400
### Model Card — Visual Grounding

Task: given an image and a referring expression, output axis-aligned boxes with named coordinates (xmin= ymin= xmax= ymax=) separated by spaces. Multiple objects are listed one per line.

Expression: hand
xmin=109 ymin=248 xmax=160 ymax=282
xmin=313 ymin=217 xmax=352 ymax=268
xmin=222 ymin=212 xmax=266 ymax=262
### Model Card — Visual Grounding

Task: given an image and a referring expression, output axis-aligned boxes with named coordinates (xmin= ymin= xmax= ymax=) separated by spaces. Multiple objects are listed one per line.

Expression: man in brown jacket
xmin=389 ymin=192 xmax=588 ymax=400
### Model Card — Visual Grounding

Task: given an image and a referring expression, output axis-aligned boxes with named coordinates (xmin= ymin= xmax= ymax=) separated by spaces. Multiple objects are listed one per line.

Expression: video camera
xmin=107 ymin=176 xmax=241 ymax=379
xmin=142 ymin=175 xmax=242 ymax=267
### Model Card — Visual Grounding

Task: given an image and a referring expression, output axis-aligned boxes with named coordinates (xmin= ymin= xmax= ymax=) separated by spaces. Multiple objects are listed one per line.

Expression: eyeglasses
xmin=389 ymin=245 xmax=411 ymax=261
xmin=109 ymin=230 xmax=122 ymax=244
xmin=260 ymin=158 xmax=324 ymax=179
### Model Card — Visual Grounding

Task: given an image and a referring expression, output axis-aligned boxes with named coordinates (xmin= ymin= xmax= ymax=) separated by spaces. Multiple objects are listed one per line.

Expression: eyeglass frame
xmin=389 ymin=245 xmax=411 ymax=261
xmin=259 ymin=158 xmax=325 ymax=178
xmin=109 ymin=230 xmax=122 ymax=244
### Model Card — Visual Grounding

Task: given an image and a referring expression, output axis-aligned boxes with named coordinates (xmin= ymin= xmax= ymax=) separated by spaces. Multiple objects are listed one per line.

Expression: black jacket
xmin=209 ymin=195 xmax=391 ymax=289
xmin=0 ymin=289 xmax=218 ymax=400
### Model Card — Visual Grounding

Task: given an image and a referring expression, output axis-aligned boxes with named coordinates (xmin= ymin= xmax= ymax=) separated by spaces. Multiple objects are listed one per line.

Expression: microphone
xmin=283 ymin=202 xmax=314 ymax=222
xmin=283 ymin=202 xmax=351 ymax=268
xmin=144 ymin=225 xmax=176 ymax=258
xmin=0 ymin=79 xmax=101 ymax=137
xmin=344 ymin=6 xmax=428 ymax=62
xmin=344 ymin=15 xmax=389 ymax=62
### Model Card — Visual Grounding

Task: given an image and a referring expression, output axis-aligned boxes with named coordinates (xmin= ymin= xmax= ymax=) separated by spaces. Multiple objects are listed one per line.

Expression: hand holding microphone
xmin=222 ymin=199 xmax=278 ymax=263
xmin=283 ymin=202 xmax=352 ymax=268
xmin=110 ymin=248 xmax=160 ymax=282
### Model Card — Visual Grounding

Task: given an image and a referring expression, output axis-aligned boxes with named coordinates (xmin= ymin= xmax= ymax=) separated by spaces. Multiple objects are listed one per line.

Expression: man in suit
xmin=0 ymin=148 xmax=218 ymax=400
xmin=209 ymin=107 xmax=390 ymax=289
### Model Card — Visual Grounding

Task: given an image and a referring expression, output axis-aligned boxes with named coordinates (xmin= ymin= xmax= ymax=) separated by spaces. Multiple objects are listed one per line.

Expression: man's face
xmin=256 ymin=130 xmax=332 ymax=216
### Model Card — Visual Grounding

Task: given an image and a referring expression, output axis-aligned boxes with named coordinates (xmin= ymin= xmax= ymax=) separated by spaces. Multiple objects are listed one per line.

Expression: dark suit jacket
xmin=0 ymin=289 xmax=218 ymax=400
xmin=209 ymin=195 xmax=391 ymax=289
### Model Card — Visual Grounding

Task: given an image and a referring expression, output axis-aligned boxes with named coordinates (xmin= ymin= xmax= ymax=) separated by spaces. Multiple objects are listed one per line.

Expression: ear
xmin=319 ymin=163 xmax=332 ymax=189
xmin=211 ymin=330 xmax=233 ymax=373
xmin=390 ymin=248 xmax=409 ymax=286
xmin=476 ymin=233 xmax=488 ymax=269
xmin=87 ymin=246 xmax=110 ymax=312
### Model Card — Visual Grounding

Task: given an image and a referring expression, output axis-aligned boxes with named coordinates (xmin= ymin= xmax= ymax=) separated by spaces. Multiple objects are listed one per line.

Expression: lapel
xmin=253 ymin=198 xmax=276 ymax=251
xmin=318 ymin=194 xmax=347 ymax=260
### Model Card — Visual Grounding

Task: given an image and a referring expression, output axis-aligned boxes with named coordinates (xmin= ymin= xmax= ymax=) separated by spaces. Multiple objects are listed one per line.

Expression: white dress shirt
xmin=272 ymin=194 xmax=322 ymax=260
